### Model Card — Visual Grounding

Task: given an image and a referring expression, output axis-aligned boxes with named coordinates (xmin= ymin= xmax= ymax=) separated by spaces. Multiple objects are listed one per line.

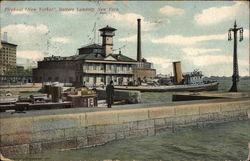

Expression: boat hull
xmin=114 ymin=82 xmax=219 ymax=92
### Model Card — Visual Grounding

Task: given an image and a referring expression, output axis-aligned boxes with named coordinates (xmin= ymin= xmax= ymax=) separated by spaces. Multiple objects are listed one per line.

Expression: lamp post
xmin=228 ymin=21 xmax=243 ymax=92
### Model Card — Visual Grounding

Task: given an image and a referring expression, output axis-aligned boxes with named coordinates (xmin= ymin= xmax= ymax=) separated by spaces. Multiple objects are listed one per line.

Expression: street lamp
xmin=228 ymin=21 xmax=243 ymax=92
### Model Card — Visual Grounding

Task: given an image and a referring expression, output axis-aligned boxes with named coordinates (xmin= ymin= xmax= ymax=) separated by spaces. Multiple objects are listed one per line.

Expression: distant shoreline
xmin=204 ymin=76 xmax=250 ymax=80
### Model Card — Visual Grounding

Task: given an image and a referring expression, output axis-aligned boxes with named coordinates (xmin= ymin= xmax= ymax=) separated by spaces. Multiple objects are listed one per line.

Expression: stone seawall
xmin=0 ymin=99 xmax=249 ymax=156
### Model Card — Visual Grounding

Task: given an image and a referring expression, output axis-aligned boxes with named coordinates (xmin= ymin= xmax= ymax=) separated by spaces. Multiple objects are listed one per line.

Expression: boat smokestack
xmin=173 ymin=61 xmax=183 ymax=84
xmin=137 ymin=18 xmax=142 ymax=62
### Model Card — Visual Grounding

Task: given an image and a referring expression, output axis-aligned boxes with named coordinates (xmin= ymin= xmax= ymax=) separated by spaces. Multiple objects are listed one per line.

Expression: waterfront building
xmin=0 ymin=41 xmax=17 ymax=75
xmin=33 ymin=19 xmax=156 ymax=86
xmin=33 ymin=26 xmax=138 ymax=86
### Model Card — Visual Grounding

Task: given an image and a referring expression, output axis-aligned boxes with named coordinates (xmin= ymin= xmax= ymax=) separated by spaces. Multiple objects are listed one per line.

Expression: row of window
xmin=0 ymin=54 xmax=16 ymax=57
xmin=0 ymin=49 xmax=16 ymax=52
xmin=83 ymin=76 xmax=131 ymax=83
xmin=1 ymin=50 xmax=16 ymax=53
xmin=0 ymin=59 xmax=16 ymax=62
xmin=1 ymin=47 xmax=16 ymax=50
xmin=84 ymin=63 xmax=132 ymax=71
xmin=0 ymin=57 xmax=16 ymax=60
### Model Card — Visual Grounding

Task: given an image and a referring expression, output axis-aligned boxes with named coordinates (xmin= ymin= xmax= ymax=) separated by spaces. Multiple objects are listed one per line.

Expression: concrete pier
xmin=0 ymin=97 xmax=249 ymax=156
xmin=96 ymin=89 xmax=141 ymax=104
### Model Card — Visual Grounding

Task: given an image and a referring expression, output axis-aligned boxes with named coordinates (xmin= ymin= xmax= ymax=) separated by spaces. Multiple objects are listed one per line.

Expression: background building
xmin=0 ymin=40 xmax=17 ymax=75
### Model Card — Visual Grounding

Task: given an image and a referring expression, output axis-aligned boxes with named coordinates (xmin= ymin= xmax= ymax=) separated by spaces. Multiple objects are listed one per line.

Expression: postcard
xmin=0 ymin=1 xmax=249 ymax=161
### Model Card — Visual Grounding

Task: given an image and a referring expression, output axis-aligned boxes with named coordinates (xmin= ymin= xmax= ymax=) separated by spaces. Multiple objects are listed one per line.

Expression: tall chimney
xmin=3 ymin=32 xmax=8 ymax=42
xmin=137 ymin=19 xmax=141 ymax=62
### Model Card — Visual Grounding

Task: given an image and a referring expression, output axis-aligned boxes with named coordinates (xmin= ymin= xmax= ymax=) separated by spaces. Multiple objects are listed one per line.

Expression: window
xmin=96 ymin=64 xmax=100 ymax=70
xmin=107 ymin=64 xmax=111 ymax=70
xmin=100 ymin=64 xmax=104 ymax=70
xmin=113 ymin=76 xmax=117 ymax=82
xmin=113 ymin=65 xmax=117 ymax=72
xmin=86 ymin=76 xmax=89 ymax=82
xmin=93 ymin=64 xmax=97 ymax=70
xmin=86 ymin=64 xmax=89 ymax=70
xmin=89 ymin=64 xmax=93 ymax=70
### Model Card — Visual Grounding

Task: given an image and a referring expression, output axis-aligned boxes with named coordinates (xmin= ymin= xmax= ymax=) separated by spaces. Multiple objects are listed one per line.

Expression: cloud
xmin=119 ymin=35 xmax=137 ymax=42
xmin=104 ymin=12 xmax=157 ymax=31
xmin=150 ymin=18 xmax=170 ymax=24
xmin=51 ymin=37 xmax=70 ymax=44
xmin=2 ymin=24 xmax=49 ymax=34
xmin=159 ymin=5 xmax=184 ymax=16
xmin=183 ymin=54 xmax=249 ymax=76
xmin=118 ymin=33 xmax=151 ymax=42
xmin=182 ymin=48 xmax=221 ymax=56
xmin=147 ymin=57 xmax=174 ymax=69
xmin=184 ymin=55 xmax=232 ymax=66
xmin=152 ymin=33 xmax=227 ymax=45
xmin=194 ymin=2 xmax=247 ymax=26
xmin=1 ymin=24 xmax=49 ymax=51
xmin=243 ymin=29 xmax=249 ymax=38
xmin=239 ymin=59 xmax=249 ymax=66
xmin=17 ymin=50 xmax=45 ymax=60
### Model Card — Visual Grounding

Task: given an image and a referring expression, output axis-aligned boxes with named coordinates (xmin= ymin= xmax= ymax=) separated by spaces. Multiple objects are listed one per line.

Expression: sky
xmin=1 ymin=1 xmax=249 ymax=77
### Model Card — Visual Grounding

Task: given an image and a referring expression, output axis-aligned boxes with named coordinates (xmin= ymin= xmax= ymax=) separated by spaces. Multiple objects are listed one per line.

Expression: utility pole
xmin=228 ymin=21 xmax=243 ymax=92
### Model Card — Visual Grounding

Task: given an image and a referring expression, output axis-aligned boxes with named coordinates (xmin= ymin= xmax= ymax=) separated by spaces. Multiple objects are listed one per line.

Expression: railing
xmin=83 ymin=69 xmax=133 ymax=74
xmin=83 ymin=69 xmax=105 ymax=74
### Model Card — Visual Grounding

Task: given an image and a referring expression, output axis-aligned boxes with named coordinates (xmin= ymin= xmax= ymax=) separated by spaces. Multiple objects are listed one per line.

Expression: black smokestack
xmin=137 ymin=18 xmax=141 ymax=62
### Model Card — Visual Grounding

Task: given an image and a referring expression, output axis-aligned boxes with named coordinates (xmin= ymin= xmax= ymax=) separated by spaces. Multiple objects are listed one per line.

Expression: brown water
xmin=11 ymin=120 xmax=250 ymax=161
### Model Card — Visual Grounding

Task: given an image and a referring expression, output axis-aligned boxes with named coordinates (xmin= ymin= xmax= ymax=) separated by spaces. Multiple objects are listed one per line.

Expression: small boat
xmin=114 ymin=82 xmax=219 ymax=92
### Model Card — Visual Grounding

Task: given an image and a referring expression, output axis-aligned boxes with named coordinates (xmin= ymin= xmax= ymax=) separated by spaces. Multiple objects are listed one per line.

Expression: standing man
xmin=106 ymin=80 xmax=114 ymax=108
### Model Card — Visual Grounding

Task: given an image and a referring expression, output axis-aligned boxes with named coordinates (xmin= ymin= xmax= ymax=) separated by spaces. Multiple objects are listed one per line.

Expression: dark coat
xmin=106 ymin=84 xmax=114 ymax=105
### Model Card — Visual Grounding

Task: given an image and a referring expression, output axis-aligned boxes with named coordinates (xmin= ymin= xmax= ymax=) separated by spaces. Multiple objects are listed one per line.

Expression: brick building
xmin=0 ymin=41 xmax=17 ymax=75
xmin=133 ymin=59 xmax=156 ymax=83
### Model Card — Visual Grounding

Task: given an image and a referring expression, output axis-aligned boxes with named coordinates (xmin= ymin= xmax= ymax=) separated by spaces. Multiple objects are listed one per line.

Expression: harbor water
xmin=11 ymin=120 xmax=250 ymax=161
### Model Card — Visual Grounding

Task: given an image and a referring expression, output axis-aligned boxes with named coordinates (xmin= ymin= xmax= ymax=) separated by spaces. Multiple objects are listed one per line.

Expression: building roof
xmin=70 ymin=53 xmax=136 ymax=62
xmin=99 ymin=25 xmax=117 ymax=31
xmin=112 ymin=54 xmax=136 ymax=62
xmin=1 ymin=41 xmax=18 ymax=47
xmin=78 ymin=43 xmax=102 ymax=50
